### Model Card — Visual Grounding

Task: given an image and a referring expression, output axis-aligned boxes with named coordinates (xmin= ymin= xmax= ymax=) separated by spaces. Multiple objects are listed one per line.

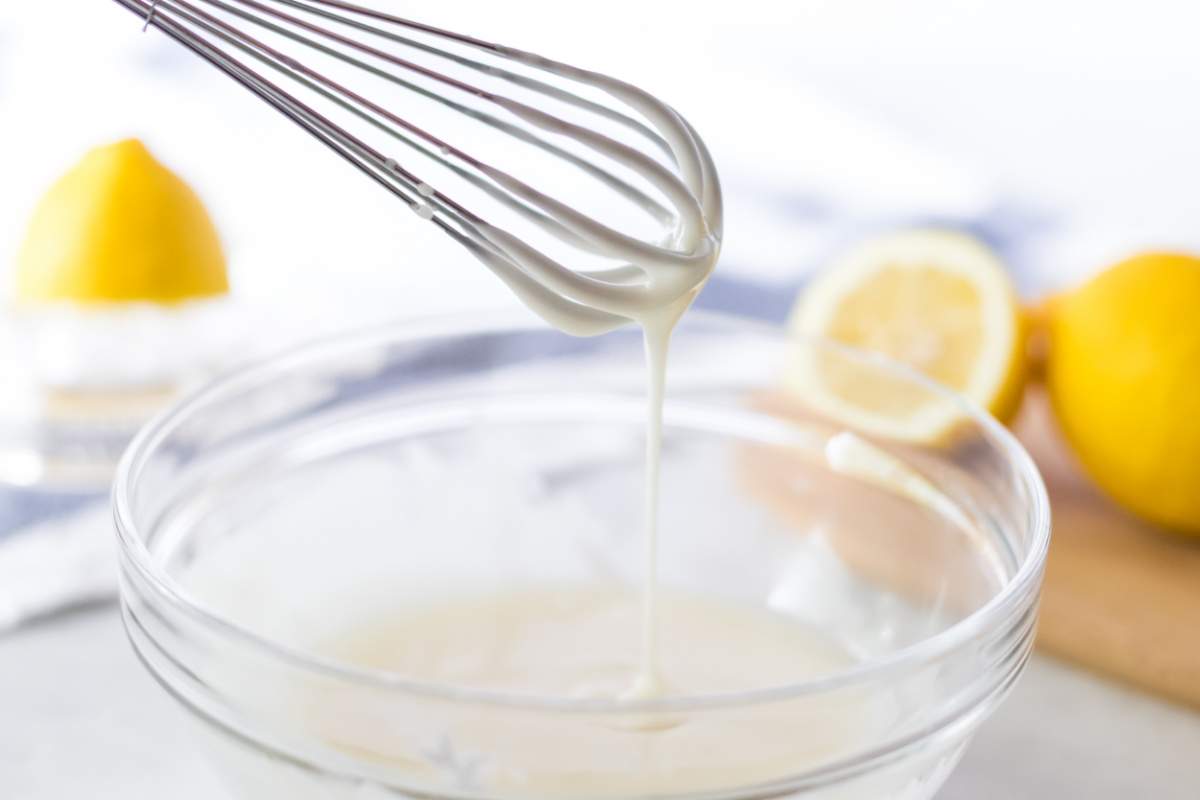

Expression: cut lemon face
xmin=785 ymin=230 xmax=1025 ymax=441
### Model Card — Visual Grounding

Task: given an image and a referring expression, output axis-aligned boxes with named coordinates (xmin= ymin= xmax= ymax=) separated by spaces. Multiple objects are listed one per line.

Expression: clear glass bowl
xmin=113 ymin=312 xmax=1049 ymax=800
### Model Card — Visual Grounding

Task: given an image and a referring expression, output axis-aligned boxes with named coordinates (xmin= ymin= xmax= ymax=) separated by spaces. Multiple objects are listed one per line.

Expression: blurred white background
xmin=3 ymin=0 xmax=1200 ymax=339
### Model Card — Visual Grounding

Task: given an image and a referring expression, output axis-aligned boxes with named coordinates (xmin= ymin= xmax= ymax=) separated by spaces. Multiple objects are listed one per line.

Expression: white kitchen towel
xmin=0 ymin=504 xmax=115 ymax=632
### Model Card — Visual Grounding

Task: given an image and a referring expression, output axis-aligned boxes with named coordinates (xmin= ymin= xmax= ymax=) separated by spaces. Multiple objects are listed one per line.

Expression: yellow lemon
xmin=786 ymin=229 xmax=1026 ymax=441
xmin=16 ymin=139 xmax=227 ymax=304
xmin=1048 ymin=252 xmax=1200 ymax=535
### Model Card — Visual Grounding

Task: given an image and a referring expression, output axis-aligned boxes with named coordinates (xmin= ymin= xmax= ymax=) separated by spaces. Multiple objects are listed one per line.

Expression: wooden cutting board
xmin=1014 ymin=389 xmax=1200 ymax=710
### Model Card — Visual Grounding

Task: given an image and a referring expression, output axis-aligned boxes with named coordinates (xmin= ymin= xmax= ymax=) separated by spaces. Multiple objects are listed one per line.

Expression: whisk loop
xmin=114 ymin=0 xmax=722 ymax=334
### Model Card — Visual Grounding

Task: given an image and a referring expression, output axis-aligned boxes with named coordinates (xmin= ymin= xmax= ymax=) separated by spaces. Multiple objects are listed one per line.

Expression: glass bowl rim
xmin=112 ymin=309 xmax=1050 ymax=714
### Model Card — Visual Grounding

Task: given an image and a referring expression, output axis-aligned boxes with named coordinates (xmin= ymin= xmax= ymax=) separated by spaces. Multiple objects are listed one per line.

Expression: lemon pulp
xmin=787 ymin=229 xmax=1026 ymax=441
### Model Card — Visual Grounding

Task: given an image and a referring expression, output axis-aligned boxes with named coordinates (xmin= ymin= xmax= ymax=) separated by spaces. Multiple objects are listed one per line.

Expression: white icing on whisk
xmin=122 ymin=0 xmax=722 ymax=334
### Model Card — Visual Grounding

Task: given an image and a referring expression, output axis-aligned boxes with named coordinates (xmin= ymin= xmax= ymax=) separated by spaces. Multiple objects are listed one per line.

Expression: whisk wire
xmin=169 ymin=0 xmax=649 ymax=257
xmin=212 ymin=0 xmax=704 ymax=249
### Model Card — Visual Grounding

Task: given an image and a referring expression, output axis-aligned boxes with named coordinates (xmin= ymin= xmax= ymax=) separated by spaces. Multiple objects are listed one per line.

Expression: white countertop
xmin=2 ymin=606 xmax=1199 ymax=798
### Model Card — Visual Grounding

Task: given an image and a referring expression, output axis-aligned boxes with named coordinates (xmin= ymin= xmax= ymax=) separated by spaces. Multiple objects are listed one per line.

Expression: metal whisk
xmin=112 ymin=0 xmax=722 ymax=334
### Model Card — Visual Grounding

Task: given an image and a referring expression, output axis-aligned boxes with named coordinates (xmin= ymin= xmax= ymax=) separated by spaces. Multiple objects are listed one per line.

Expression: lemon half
xmin=16 ymin=139 xmax=227 ymax=304
xmin=786 ymin=229 xmax=1026 ymax=441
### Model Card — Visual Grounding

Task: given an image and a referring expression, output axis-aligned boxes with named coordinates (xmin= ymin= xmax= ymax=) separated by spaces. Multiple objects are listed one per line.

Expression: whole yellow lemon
xmin=1048 ymin=252 xmax=1200 ymax=535
xmin=16 ymin=138 xmax=227 ymax=303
